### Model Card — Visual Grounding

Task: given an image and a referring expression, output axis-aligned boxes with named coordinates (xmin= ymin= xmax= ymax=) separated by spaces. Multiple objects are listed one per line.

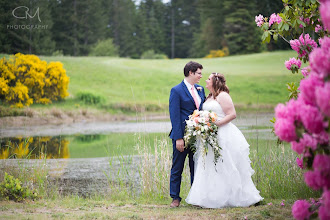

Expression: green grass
xmin=0 ymin=51 xmax=305 ymax=113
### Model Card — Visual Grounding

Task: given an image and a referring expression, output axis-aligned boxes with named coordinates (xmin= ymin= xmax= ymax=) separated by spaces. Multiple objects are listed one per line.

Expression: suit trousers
xmin=170 ymin=139 xmax=195 ymax=201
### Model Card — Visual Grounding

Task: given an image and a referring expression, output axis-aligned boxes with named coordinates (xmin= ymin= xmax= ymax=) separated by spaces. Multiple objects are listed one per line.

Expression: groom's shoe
xmin=170 ymin=199 xmax=180 ymax=208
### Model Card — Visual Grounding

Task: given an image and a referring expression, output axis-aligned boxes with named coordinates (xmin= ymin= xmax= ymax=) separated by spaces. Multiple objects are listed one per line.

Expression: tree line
xmin=0 ymin=0 xmax=288 ymax=58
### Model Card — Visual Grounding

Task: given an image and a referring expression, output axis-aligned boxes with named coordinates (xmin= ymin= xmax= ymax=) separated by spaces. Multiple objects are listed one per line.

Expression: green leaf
xmin=285 ymin=6 xmax=289 ymax=11
xmin=284 ymin=23 xmax=290 ymax=31
xmin=273 ymin=34 xmax=278 ymax=41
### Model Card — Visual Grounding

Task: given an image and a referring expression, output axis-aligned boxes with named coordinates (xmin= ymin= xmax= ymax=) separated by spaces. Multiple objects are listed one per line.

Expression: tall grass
xmin=0 ymin=133 xmax=320 ymax=203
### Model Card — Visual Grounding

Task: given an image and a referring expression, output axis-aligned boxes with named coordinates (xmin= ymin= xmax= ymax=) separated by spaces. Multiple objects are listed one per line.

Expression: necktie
xmin=191 ymin=86 xmax=199 ymax=109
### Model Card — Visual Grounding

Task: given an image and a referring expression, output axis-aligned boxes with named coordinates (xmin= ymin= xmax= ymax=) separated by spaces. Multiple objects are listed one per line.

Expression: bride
xmin=185 ymin=72 xmax=263 ymax=208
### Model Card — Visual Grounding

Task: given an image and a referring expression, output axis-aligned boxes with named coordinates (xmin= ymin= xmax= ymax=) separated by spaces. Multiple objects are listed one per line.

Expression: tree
xmin=222 ymin=0 xmax=261 ymax=55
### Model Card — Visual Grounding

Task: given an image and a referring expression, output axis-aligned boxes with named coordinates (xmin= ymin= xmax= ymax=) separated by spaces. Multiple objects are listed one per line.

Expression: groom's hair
xmin=184 ymin=61 xmax=203 ymax=77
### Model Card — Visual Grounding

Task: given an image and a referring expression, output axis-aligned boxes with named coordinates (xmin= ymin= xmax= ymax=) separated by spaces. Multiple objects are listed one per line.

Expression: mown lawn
xmin=1 ymin=51 xmax=304 ymax=114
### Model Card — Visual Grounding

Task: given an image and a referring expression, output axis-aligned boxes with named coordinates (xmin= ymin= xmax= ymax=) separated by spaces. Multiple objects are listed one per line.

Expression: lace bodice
xmin=202 ymin=99 xmax=226 ymax=118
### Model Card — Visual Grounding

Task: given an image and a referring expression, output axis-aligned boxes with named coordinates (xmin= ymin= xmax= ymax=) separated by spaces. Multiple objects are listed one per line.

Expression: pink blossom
xmin=320 ymin=1 xmax=330 ymax=31
xmin=291 ymin=133 xmax=318 ymax=154
xmin=301 ymin=67 xmax=310 ymax=77
xmin=255 ymin=14 xmax=264 ymax=27
xmin=275 ymin=118 xmax=297 ymax=142
xmin=267 ymin=202 xmax=272 ymax=206
xmin=313 ymin=154 xmax=330 ymax=173
xmin=299 ymin=73 xmax=324 ymax=106
xmin=316 ymin=83 xmax=330 ymax=117
xmin=315 ymin=131 xmax=330 ymax=145
xmin=319 ymin=190 xmax=330 ymax=220
xmin=269 ymin=13 xmax=282 ymax=26
xmin=292 ymin=200 xmax=312 ymax=220
xmin=309 ymin=37 xmax=330 ymax=79
xmin=315 ymin=24 xmax=324 ymax=33
xmin=319 ymin=205 xmax=330 ymax=220
xmin=275 ymin=103 xmax=288 ymax=119
xmin=304 ymin=170 xmax=323 ymax=190
xmin=299 ymin=17 xmax=310 ymax=28
xmin=291 ymin=141 xmax=305 ymax=154
xmin=290 ymin=34 xmax=318 ymax=59
xmin=298 ymin=104 xmax=325 ymax=134
xmin=304 ymin=170 xmax=330 ymax=190
xmin=285 ymin=57 xmax=302 ymax=72
xmin=296 ymin=157 xmax=304 ymax=169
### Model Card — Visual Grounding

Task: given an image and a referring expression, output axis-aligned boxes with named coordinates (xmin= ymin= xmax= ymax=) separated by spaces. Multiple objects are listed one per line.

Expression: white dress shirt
xmin=184 ymin=79 xmax=201 ymax=106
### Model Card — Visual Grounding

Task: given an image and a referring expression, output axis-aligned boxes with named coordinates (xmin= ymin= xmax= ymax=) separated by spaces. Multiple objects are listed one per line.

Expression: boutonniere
xmin=196 ymin=87 xmax=203 ymax=91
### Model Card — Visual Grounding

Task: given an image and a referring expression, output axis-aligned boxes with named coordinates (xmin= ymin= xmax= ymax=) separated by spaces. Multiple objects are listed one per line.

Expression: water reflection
xmin=0 ymin=133 xmax=164 ymax=159
xmin=0 ymin=136 xmax=70 ymax=159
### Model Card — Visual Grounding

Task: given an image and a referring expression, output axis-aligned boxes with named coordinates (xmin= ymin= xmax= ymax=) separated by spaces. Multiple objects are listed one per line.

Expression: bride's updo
xmin=209 ymin=72 xmax=229 ymax=98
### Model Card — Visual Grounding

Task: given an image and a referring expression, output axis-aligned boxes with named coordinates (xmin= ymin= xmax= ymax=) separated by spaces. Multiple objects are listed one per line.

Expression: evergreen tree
xmin=0 ymin=0 xmax=55 ymax=55
xmin=222 ymin=0 xmax=261 ymax=55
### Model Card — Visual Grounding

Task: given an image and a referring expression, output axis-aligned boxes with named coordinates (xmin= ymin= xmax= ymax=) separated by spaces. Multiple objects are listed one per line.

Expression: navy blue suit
xmin=169 ymin=80 xmax=206 ymax=201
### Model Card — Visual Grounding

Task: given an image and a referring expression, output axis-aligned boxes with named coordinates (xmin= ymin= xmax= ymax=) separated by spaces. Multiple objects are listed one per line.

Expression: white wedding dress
xmin=185 ymin=99 xmax=263 ymax=208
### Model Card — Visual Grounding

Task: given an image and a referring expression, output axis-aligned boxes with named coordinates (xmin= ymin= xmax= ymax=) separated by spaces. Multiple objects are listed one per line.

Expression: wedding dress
xmin=185 ymin=99 xmax=263 ymax=208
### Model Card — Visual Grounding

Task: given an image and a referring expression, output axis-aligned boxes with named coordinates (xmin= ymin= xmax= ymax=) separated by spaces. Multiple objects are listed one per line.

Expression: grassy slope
xmin=33 ymin=51 xmax=302 ymax=111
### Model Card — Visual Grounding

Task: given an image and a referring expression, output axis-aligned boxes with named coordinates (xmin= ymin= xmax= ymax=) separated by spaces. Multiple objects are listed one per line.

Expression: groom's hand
xmin=176 ymin=139 xmax=185 ymax=152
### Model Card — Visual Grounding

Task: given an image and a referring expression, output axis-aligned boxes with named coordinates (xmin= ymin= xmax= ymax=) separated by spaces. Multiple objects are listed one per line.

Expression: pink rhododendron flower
xmin=305 ymin=170 xmax=330 ymax=190
xmin=320 ymin=0 xmax=330 ymax=31
xmin=313 ymin=154 xmax=330 ymax=172
xmin=296 ymin=157 xmax=303 ymax=169
xmin=299 ymin=17 xmax=311 ymax=28
xmin=290 ymin=34 xmax=317 ymax=59
xmin=319 ymin=190 xmax=330 ymax=220
xmin=319 ymin=205 xmax=330 ymax=220
xmin=315 ymin=24 xmax=324 ymax=33
xmin=292 ymin=200 xmax=312 ymax=220
xmin=291 ymin=133 xmax=318 ymax=154
xmin=299 ymin=73 xmax=324 ymax=106
xmin=255 ymin=14 xmax=264 ymax=27
xmin=275 ymin=103 xmax=288 ymax=119
xmin=309 ymin=37 xmax=330 ymax=79
xmin=285 ymin=57 xmax=302 ymax=72
xmin=298 ymin=104 xmax=325 ymax=134
xmin=269 ymin=13 xmax=282 ymax=26
xmin=275 ymin=118 xmax=297 ymax=142
xmin=316 ymin=83 xmax=330 ymax=118
xmin=291 ymin=141 xmax=305 ymax=155
xmin=315 ymin=131 xmax=330 ymax=145
xmin=301 ymin=67 xmax=310 ymax=77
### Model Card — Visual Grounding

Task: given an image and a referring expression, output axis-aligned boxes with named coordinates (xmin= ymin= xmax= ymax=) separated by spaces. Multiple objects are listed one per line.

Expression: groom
xmin=169 ymin=61 xmax=206 ymax=207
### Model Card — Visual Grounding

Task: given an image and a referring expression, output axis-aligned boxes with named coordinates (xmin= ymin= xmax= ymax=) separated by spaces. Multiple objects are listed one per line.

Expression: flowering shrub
xmin=257 ymin=0 xmax=330 ymax=219
xmin=0 ymin=53 xmax=69 ymax=108
xmin=204 ymin=48 xmax=229 ymax=58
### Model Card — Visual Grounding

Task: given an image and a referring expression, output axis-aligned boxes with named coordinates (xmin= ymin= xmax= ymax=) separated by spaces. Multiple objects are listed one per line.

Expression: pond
xmin=0 ymin=113 xmax=277 ymax=196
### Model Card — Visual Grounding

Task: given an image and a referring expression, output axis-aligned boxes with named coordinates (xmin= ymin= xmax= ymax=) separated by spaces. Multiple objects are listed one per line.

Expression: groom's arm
xmin=169 ymin=88 xmax=183 ymax=141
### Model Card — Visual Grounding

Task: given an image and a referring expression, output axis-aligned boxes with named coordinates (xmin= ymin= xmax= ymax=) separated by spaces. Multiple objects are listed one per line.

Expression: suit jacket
xmin=169 ymin=80 xmax=206 ymax=141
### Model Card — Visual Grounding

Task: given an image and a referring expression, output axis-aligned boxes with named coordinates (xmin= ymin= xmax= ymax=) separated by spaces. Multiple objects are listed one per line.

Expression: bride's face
xmin=205 ymin=74 xmax=213 ymax=92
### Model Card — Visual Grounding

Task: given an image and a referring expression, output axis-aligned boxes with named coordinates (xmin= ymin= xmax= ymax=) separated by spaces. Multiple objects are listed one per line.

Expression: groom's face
xmin=190 ymin=68 xmax=202 ymax=84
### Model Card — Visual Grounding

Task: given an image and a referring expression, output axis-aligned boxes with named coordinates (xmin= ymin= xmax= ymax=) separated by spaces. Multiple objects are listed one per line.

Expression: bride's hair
xmin=207 ymin=72 xmax=230 ymax=99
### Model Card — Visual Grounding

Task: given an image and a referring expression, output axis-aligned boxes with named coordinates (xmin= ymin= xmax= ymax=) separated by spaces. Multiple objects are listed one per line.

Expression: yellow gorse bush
xmin=0 ymin=53 xmax=69 ymax=108
xmin=205 ymin=47 xmax=230 ymax=58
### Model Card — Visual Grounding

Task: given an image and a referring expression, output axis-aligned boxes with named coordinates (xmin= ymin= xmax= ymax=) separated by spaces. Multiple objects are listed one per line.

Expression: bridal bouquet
xmin=184 ymin=110 xmax=222 ymax=166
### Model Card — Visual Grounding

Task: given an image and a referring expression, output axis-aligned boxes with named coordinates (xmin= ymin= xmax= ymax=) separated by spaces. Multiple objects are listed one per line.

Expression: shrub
xmin=140 ymin=50 xmax=168 ymax=59
xmin=204 ymin=47 xmax=230 ymax=58
xmin=0 ymin=172 xmax=38 ymax=202
xmin=76 ymin=91 xmax=105 ymax=105
xmin=89 ymin=38 xmax=118 ymax=57
xmin=0 ymin=53 xmax=69 ymax=108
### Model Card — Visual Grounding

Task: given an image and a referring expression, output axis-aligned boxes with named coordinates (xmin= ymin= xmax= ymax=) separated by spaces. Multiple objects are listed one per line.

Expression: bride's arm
xmin=214 ymin=92 xmax=236 ymax=126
